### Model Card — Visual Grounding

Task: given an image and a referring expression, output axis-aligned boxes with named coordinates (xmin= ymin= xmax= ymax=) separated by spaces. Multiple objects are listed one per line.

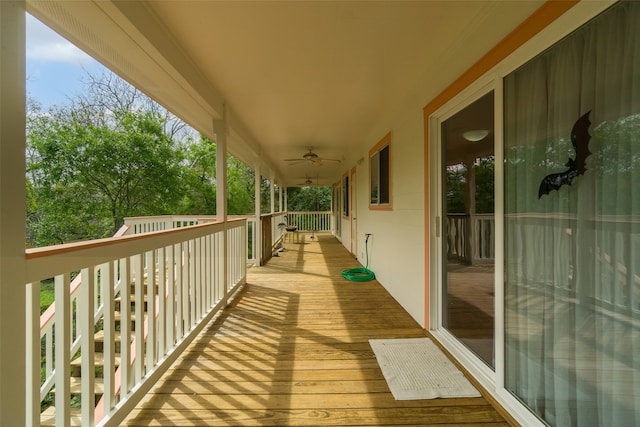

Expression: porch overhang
xmin=26 ymin=0 xmax=544 ymax=187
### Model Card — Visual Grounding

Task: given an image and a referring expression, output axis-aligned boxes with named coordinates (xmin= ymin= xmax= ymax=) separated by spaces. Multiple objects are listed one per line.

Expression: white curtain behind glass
xmin=504 ymin=2 xmax=640 ymax=426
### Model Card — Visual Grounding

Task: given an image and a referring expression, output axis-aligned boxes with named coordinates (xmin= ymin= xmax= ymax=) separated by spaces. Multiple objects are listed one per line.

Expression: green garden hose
xmin=341 ymin=234 xmax=375 ymax=282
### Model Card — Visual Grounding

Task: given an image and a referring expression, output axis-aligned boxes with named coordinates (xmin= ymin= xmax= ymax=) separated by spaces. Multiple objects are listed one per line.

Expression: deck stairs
xmin=39 ymin=280 xmax=153 ymax=426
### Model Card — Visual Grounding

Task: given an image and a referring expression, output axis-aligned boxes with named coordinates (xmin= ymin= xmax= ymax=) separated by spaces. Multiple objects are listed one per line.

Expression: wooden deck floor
xmin=123 ymin=234 xmax=512 ymax=426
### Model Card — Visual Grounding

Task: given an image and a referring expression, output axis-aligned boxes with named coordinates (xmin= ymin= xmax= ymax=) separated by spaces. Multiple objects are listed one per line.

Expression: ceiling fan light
xmin=462 ymin=129 xmax=489 ymax=142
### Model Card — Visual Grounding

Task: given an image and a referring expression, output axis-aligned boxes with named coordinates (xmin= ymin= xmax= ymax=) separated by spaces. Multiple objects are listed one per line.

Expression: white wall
xmin=340 ymin=214 xmax=351 ymax=253
xmin=341 ymin=107 xmax=425 ymax=327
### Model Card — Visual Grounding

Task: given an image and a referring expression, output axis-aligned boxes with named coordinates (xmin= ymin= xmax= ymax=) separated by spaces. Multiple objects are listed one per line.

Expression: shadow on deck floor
xmin=123 ymin=234 xmax=512 ymax=426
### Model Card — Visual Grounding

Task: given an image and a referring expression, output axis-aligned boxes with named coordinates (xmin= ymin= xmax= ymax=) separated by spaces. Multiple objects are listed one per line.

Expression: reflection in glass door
xmin=441 ymin=91 xmax=495 ymax=368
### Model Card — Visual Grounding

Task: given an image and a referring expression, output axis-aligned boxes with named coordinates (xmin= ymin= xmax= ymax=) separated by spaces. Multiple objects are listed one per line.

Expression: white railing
xmin=287 ymin=211 xmax=332 ymax=232
xmin=447 ymin=214 xmax=469 ymax=262
xmin=34 ymin=225 xmax=131 ymax=411
xmin=446 ymin=214 xmax=495 ymax=263
xmin=123 ymin=212 xmax=329 ymax=263
xmin=246 ymin=217 xmax=257 ymax=265
xmin=124 ymin=215 xmax=217 ymax=234
xmin=125 ymin=215 xmax=256 ymax=265
xmin=272 ymin=212 xmax=287 ymax=247
xmin=474 ymin=214 xmax=495 ymax=260
xmin=27 ymin=219 xmax=247 ymax=427
xmin=506 ymin=213 xmax=640 ymax=312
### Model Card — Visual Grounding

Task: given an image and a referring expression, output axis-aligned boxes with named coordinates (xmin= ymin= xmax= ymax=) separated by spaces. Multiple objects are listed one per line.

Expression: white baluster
xmin=54 ymin=273 xmax=71 ymax=427
xmin=80 ymin=267 xmax=96 ymax=426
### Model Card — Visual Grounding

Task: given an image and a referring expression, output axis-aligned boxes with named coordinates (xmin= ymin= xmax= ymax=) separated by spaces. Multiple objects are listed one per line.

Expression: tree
xmin=27 ymin=107 xmax=183 ymax=245
xmin=227 ymin=155 xmax=256 ymax=215
xmin=178 ymin=136 xmax=262 ymax=216
xmin=446 ymin=163 xmax=466 ymax=213
xmin=445 ymin=158 xmax=495 ymax=215
xmin=287 ymin=186 xmax=332 ymax=211
xmin=75 ymin=70 xmax=191 ymax=141
xmin=179 ymin=136 xmax=217 ymax=215
xmin=474 ymin=156 xmax=495 ymax=214
xmin=26 ymin=67 xmax=284 ymax=247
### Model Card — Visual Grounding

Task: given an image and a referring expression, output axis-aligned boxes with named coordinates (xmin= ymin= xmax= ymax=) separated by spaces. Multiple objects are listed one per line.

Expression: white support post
xmin=213 ymin=119 xmax=227 ymax=224
xmin=464 ymin=159 xmax=477 ymax=264
xmin=1 ymin=2 xmax=26 ymax=425
xmin=25 ymin=282 xmax=40 ymax=427
xmin=270 ymin=173 xmax=276 ymax=252
xmin=254 ymin=162 xmax=262 ymax=266
xmin=213 ymin=117 xmax=228 ymax=300
xmin=284 ymin=186 xmax=288 ymax=212
xmin=270 ymin=172 xmax=275 ymax=215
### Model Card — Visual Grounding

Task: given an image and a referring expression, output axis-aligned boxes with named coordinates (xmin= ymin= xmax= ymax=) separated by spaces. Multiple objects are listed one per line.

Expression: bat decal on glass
xmin=538 ymin=111 xmax=592 ymax=199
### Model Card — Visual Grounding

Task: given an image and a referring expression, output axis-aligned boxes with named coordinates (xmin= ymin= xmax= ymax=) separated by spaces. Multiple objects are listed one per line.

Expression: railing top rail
xmin=123 ymin=214 xmax=252 ymax=222
xmin=260 ymin=211 xmax=286 ymax=219
xmin=504 ymin=213 xmax=640 ymax=224
xmin=446 ymin=213 xmax=495 ymax=217
xmin=24 ymin=218 xmax=246 ymax=283
xmin=124 ymin=214 xmax=217 ymax=221
xmin=27 ymin=218 xmax=245 ymax=259
xmin=114 ymin=224 xmax=131 ymax=236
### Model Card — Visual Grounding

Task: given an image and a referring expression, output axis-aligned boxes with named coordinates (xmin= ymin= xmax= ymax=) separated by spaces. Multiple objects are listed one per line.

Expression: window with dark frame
xmin=369 ymin=133 xmax=391 ymax=209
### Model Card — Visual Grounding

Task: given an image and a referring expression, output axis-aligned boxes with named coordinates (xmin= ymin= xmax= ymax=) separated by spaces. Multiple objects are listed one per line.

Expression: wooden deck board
xmin=123 ymin=234 xmax=511 ymax=426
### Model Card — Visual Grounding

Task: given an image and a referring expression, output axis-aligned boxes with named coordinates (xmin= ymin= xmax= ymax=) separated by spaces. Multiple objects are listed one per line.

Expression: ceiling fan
xmin=296 ymin=174 xmax=319 ymax=186
xmin=284 ymin=147 xmax=341 ymax=166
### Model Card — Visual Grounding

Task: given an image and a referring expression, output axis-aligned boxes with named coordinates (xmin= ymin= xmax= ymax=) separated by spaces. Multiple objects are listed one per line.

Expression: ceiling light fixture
xmin=462 ymin=129 xmax=489 ymax=142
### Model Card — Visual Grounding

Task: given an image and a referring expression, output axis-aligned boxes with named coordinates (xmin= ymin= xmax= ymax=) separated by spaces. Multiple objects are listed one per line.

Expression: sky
xmin=26 ymin=14 xmax=105 ymax=109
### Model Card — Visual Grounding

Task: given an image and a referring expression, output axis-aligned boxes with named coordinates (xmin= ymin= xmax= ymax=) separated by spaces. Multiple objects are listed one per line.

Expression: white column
xmin=213 ymin=118 xmax=228 ymax=300
xmin=279 ymin=182 xmax=283 ymax=212
xmin=284 ymin=186 xmax=288 ymax=212
xmin=464 ymin=159 xmax=476 ymax=265
xmin=270 ymin=172 xmax=275 ymax=214
xmin=0 ymin=2 xmax=26 ymax=425
xmin=254 ymin=162 xmax=262 ymax=265
xmin=213 ymin=119 xmax=227 ymax=223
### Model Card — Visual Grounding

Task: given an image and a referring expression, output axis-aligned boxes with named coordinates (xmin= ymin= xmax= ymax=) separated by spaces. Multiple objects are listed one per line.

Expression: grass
xmin=40 ymin=279 xmax=55 ymax=314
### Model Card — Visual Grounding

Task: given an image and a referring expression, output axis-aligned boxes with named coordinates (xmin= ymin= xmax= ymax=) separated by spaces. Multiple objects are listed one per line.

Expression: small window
xmin=369 ymin=133 xmax=392 ymax=209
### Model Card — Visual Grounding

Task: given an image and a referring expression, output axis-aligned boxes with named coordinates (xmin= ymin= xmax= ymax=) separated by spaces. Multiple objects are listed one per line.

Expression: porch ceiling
xmin=27 ymin=0 xmax=543 ymax=187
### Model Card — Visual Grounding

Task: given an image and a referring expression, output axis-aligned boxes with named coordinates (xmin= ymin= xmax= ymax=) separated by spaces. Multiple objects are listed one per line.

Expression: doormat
xmin=369 ymin=338 xmax=481 ymax=400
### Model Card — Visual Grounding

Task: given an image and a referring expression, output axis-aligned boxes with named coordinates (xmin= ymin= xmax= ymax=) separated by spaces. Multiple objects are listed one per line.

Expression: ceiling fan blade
xmin=285 ymin=149 xmax=340 ymax=166
xmin=317 ymin=158 xmax=341 ymax=164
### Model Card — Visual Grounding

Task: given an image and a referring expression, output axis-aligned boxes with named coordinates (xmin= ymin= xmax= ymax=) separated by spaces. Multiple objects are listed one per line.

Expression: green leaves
xmin=27 ymin=106 xmax=184 ymax=246
xmin=287 ymin=186 xmax=331 ymax=212
xmin=25 ymin=69 xmax=301 ymax=247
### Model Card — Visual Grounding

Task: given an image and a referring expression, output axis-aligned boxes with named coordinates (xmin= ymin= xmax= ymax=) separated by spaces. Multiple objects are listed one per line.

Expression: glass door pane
xmin=441 ymin=91 xmax=495 ymax=368
xmin=503 ymin=3 xmax=640 ymax=424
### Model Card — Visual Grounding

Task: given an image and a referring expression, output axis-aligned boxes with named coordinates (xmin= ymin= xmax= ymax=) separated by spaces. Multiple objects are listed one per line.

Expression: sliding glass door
xmin=503 ymin=2 xmax=640 ymax=425
xmin=431 ymin=2 xmax=640 ymax=426
xmin=441 ymin=91 xmax=495 ymax=369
